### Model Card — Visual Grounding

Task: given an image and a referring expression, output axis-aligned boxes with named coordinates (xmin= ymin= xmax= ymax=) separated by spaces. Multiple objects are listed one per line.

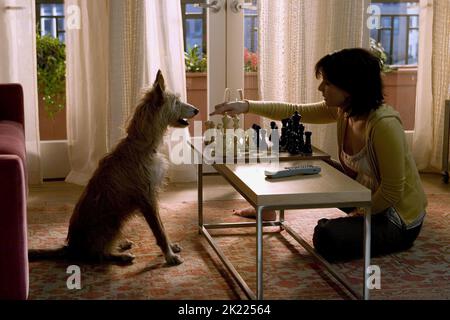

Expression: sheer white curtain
xmin=258 ymin=0 xmax=370 ymax=159
xmin=412 ymin=0 xmax=450 ymax=171
xmin=64 ymin=0 xmax=109 ymax=185
xmin=0 ymin=0 xmax=42 ymax=184
xmin=143 ymin=0 xmax=196 ymax=183
xmin=65 ymin=0 xmax=195 ymax=186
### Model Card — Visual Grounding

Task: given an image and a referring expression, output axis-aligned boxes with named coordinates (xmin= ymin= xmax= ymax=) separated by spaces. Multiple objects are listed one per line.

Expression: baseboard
xmin=405 ymin=130 xmax=413 ymax=150
xmin=40 ymin=140 xmax=70 ymax=180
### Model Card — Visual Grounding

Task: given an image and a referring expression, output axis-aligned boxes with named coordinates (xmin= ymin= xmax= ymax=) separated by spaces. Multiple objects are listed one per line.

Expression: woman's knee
xmin=312 ymin=217 xmax=363 ymax=262
xmin=313 ymin=219 xmax=339 ymax=260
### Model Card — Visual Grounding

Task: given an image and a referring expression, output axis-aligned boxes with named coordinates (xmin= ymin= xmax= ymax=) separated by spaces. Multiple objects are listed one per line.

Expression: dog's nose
xmin=194 ymin=108 xmax=199 ymax=115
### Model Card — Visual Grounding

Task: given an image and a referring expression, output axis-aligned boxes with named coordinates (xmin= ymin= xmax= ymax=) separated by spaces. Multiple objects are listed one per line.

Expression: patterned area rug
xmin=27 ymin=194 xmax=450 ymax=300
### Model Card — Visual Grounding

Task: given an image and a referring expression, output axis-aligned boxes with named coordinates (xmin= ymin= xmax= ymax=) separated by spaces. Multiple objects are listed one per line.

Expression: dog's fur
xmin=29 ymin=70 xmax=198 ymax=265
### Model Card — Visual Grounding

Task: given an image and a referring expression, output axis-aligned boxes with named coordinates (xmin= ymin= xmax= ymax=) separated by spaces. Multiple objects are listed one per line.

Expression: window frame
xmin=371 ymin=0 xmax=420 ymax=67
xmin=36 ymin=0 xmax=65 ymax=42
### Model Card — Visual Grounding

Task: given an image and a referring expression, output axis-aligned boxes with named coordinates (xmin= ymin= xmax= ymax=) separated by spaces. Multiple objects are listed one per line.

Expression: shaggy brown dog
xmin=29 ymin=70 xmax=198 ymax=265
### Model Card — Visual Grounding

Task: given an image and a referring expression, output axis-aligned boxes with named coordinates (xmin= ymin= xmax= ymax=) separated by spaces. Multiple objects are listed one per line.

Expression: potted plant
xmin=36 ymin=33 xmax=66 ymax=120
xmin=185 ymin=45 xmax=207 ymax=73
xmin=244 ymin=48 xmax=258 ymax=72
xmin=370 ymin=37 xmax=393 ymax=73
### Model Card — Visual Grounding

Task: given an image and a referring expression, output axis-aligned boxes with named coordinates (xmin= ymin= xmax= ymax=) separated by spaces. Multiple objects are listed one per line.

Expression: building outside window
xmin=181 ymin=0 xmax=258 ymax=66
xmin=371 ymin=1 xmax=419 ymax=66
xmin=181 ymin=1 xmax=206 ymax=55
xmin=36 ymin=0 xmax=65 ymax=43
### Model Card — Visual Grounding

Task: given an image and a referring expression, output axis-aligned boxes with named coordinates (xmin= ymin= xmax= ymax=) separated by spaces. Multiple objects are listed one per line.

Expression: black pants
xmin=312 ymin=210 xmax=422 ymax=263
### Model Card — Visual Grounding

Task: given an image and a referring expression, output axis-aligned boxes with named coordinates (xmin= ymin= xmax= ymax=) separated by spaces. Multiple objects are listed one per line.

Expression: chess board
xmin=189 ymin=136 xmax=331 ymax=164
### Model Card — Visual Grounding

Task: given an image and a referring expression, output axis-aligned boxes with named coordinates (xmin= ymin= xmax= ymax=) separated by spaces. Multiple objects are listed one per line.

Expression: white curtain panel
xmin=0 ymin=0 xmax=42 ymax=184
xmin=109 ymin=0 xmax=146 ymax=149
xmin=413 ymin=0 xmax=450 ymax=171
xmin=65 ymin=0 xmax=110 ymax=185
xmin=65 ymin=0 xmax=195 ymax=185
xmin=432 ymin=1 xmax=450 ymax=169
xmin=143 ymin=0 xmax=196 ymax=183
xmin=258 ymin=0 xmax=370 ymax=159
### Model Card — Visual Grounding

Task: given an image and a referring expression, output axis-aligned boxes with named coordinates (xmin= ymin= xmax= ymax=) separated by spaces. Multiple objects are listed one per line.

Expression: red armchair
xmin=0 ymin=83 xmax=29 ymax=300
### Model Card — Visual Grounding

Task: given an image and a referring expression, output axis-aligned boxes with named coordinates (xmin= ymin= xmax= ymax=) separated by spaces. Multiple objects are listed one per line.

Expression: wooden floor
xmin=28 ymin=172 xmax=450 ymax=207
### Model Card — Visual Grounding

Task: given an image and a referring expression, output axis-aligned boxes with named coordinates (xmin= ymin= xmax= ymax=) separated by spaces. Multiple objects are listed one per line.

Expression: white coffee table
xmin=189 ymin=138 xmax=372 ymax=300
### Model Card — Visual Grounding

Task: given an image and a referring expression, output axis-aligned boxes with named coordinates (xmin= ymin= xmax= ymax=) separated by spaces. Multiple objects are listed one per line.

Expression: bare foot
xmin=233 ymin=207 xmax=277 ymax=221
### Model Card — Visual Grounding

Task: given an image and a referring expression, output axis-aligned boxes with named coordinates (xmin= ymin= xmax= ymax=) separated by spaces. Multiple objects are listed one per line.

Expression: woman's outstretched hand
xmin=209 ymin=100 xmax=250 ymax=116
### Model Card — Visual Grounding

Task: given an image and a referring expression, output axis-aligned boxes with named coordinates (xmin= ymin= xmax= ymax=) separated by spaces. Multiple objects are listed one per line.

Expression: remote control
xmin=264 ymin=165 xmax=321 ymax=179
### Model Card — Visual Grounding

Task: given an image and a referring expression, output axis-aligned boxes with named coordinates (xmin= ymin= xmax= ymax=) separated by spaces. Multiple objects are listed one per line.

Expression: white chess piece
xmin=237 ymin=89 xmax=244 ymax=101
xmin=223 ymin=88 xmax=231 ymax=103
xmin=232 ymin=116 xmax=240 ymax=130
xmin=222 ymin=114 xmax=231 ymax=132
xmin=204 ymin=120 xmax=216 ymax=145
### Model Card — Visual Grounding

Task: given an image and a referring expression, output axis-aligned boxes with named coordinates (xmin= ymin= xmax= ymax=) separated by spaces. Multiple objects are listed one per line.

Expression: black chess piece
xmin=287 ymin=112 xmax=302 ymax=155
xmin=303 ymin=131 xmax=313 ymax=155
xmin=279 ymin=118 xmax=289 ymax=152
xmin=299 ymin=123 xmax=305 ymax=150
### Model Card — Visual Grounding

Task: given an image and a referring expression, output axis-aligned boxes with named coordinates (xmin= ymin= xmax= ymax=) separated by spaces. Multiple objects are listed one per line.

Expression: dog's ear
xmin=153 ymin=69 xmax=166 ymax=92
xmin=150 ymin=80 xmax=164 ymax=107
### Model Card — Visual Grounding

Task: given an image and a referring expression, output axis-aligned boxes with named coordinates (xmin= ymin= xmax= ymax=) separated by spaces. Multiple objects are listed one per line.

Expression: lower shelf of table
xmin=200 ymin=220 xmax=364 ymax=300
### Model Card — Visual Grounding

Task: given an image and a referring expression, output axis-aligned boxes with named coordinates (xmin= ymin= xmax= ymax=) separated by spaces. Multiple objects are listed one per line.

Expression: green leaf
xmin=36 ymin=33 xmax=66 ymax=118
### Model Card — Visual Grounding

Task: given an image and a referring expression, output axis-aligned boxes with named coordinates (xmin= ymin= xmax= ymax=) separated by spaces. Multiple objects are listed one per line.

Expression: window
xmin=371 ymin=1 xmax=419 ymax=66
xmin=180 ymin=0 xmax=258 ymax=69
xmin=36 ymin=0 xmax=65 ymax=43
xmin=370 ymin=1 xmax=420 ymax=131
xmin=243 ymin=0 xmax=258 ymax=54
xmin=181 ymin=0 xmax=207 ymax=55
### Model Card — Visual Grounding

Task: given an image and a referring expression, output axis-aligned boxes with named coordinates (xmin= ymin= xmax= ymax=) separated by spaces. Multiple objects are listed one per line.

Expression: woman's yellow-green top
xmin=248 ymin=100 xmax=427 ymax=226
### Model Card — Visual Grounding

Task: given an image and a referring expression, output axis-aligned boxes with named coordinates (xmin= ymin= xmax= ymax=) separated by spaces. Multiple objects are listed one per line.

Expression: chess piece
xmin=237 ymin=89 xmax=244 ymax=101
xmin=215 ymin=123 xmax=224 ymax=155
xmin=269 ymin=121 xmax=278 ymax=141
xmin=287 ymin=111 xmax=302 ymax=155
xmin=204 ymin=120 xmax=216 ymax=145
xmin=259 ymin=128 xmax=268 ymax=151
xmin=303 ymin=131 xmax=313 ymax=155
xmin=232 ymin=116 xmax=241 ymax=156
xmin=221 ymin=115 xmax=232 ymax=154
xmin=269 ymin=122 xmax=280 ymax=153
xmin=223 ymin=88 xmax=231 ymax=103
xmin=246 ymin=128 xmax=257 ymax=154
xmin=244 ymin=130 xmax=250 ymax=153
xmin=279 ymin=118 xmax=289 ymax=152
xmin=251 ymin=124 xmax=261 ymax=149
xmin=222 ymin=114 xmax=231 ymax=131
xmin=232 ymin=116 xmax=240 ymax=131
xmin=299 ymin=122 xmax=305 ymax=152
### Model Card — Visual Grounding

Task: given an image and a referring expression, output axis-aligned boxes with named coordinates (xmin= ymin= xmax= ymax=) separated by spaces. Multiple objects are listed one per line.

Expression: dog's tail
xmin=28 ymin=246 xmax=69 ymax=261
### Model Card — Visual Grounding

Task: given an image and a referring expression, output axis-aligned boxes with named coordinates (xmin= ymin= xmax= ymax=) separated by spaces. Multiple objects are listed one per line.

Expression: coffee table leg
xmin=197 ymin=163 xmax=203 ymax=234
xmin=257 ymin=206 xmax=263 ymax=300
xmin=363 ymin=207 xmax=371 ymax=300
xmin=279 ymin=209 xmax=285 ymax=231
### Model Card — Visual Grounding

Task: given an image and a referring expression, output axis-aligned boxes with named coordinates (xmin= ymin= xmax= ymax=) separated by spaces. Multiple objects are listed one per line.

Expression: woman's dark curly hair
xmin=315 ymin=48 xmax=385 ymax=117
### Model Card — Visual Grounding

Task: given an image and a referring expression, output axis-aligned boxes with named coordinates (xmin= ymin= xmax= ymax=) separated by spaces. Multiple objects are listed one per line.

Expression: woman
xmin=210 ymin=48 xmax=427 ymax=262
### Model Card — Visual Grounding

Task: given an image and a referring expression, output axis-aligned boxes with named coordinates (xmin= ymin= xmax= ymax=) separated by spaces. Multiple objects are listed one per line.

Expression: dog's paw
xmin=108 ymin=252 xmax=135 ymax=265
xmin=117 ymin=239 xmax=134 ymax=251
xmin=171 ymin=243 xmax=182 ymax=253
xmin=121 ymin=253 xmax=136 ymax=264
xmin=166 ymin=254 xmax=183 ymax=266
